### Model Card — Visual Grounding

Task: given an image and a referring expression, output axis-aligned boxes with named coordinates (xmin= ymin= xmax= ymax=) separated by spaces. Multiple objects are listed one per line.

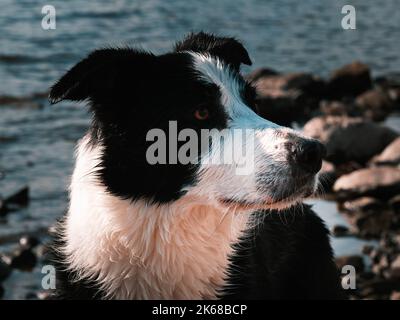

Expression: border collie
xmin=49 ymin=32 xmax=344 ymax=300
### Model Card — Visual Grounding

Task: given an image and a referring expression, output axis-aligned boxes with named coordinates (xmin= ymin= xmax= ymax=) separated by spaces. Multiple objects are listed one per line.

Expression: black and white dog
xmin=49 ymin=32 xmax=344 ymax=299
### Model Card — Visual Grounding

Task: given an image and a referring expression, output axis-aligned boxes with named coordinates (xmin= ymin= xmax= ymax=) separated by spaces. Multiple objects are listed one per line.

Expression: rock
xmin=6 ymin=248 xmax=37 ymax=271
xmin=319 ymin=100 xmax=355 ymax=117
xmin=0 ymin=285 xmax=4 ymax=299
xmin=375 ymin=72 xmax=400 ymax=89
xmin=362 ymin=245 xmax=374 ymax=255
xmin=341 ymin=197 xmax=385 ymax=213
xmin=251 ymin=72 xmax=325 ymax=126
xmin=0 ymin=258 xmax=12 ymax=282
xmin=375 ymin=72 xmax=400 ymax=106
xmin=245 ymin=68 xmax=279 ymax=83
xmin=359 ymin=278 xmax=400 ymax=297
xmin=376 ymin=255 xmax=390 ymax=272
xmin=328 ymin=61 xmax=372 ymax=98
xmin=390 ymin=195 xmax=400 ymax=213
xmin=0 ymin=92 xmax=47 ymax=109
xmin=355 ymin=89 xmax=394 ymax=121
xmin=346 ymin=210 xmax=393 ymax=238
xmin=335 ymin=255 xmax=365 ymax=273
xmin=370 ymin=137 xmax=400 ymax=166
xmin=391 ymin=291 xmax=400 ymax=300
xmin=331 ymin=225 xmax=350 ymax=237
xmin=283 ymin=73 xmax=327 ymax=98
xmin=303 ymin=116 xmax=398 ymax=165
xmin=1 ymin=186 xmax=30 ymax=215
xmin=254 ymin=93 xmax=302 ymax=126
xmin=338 ymin=197 xmax=396 ymax=237
xmin=369 ymin=248 xmax=382 ymax=262
xmin=19 ymin=235 xmax=40 ymax=250
xmin=25 ymin=292 xmax=38 ymax=300
xmin=5 ymin=186 xmax=29 ymax=207
xmin=388 ymin=255 xmax=400 ymax=279
xmin=333 ymin=167 xmax=400 ymax=200
xmin=0 ymin=199 xmax=8 ymax=216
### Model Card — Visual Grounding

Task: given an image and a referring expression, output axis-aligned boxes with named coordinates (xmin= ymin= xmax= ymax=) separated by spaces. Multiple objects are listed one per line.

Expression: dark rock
xmin=319 ymin=100 xmax=355 ymax=117
xmin=245 ymin=68 xmax=279 ymax=83
xmin=369 ymin=248 xmax=385 ymax=263
xmin=1 ymin=186 xmax=30 ymax=215
xmin=375 ymin=72 xmax=400 ymax=107
xmin=251 ymin=72 xmax=325 ymax=126
xmin=254 ymin=94 xmax=302 ymax=126
xmin=355 ymin=89 xmax=394 ymax=121
xmin=370 ymin=137 xmax=400 ymax=166
xmin=359 ymin=271 xmax=376 ymax=281
xmin=19 ymin=235 xmax=40 ymax=250
xmin=0 ymin=199 xmax=8 ymax=216
xmin=333 ymin=167 xmax=400 ymax=200
xmin=0 ymin=92 xmax=47 ymax=109
xmin=339 ymin=198 xmax=395 ymax=237
xmin=303 ymin=116 xmax=398 ymax=165
xmin=25 ymin=292 xmax=38 ymax=300
xmin=328 ymin=61 xmax=372 ymax=98
xmin=341 ymin=197 xmax=385 ymax=213
xmin=347 ymin=210 xmax=393 ymax=238
xmin=379 ymin=234 xmax=398 ymax=249
xmin=283 ymin=73 xmax=327 ymax=98
xmin=335 ymin=255 xmax=365 ymax=273
xmin=388 ymin=256 xmax=400 ymax=279
xmin=375 ymin=72 xmax=400 ymax=89
xmin=0 ymin=258 xmax=12 ymax=282
xmin=7 ymin=248 xmax=37 ymax=271
xmin=373 ymin=255 xmax=390 ymax=275
xmin=389 ymin=195 xmax=400 ymax=213
xmin=331 ymin=225 xmax=350 ymax=237
xmin=5 ymin=186 xmax=29 ymax=207
xmin=362 ymin=245 xmax=374 ymax=255
xmin=359 ymin=278 xmax=400 ymax=297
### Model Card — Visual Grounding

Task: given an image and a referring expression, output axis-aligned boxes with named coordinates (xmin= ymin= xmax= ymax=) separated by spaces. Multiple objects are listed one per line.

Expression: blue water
xmin=0 ymin=0 xmax=399 ymax=299
xmin=1 ymin=0 xmax=400 ymax=96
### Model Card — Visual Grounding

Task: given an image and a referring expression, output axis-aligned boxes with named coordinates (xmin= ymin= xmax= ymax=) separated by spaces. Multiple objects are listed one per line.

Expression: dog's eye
xmin=194 ymin=108 xmax=209 ymax=120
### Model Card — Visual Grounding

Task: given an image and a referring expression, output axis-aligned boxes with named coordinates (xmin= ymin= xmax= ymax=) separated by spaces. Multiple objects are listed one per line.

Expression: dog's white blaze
xmin=189 ymin=53 xmax=300 ymax=204
xmin=63 ymin=136 xmax=250 ymax=299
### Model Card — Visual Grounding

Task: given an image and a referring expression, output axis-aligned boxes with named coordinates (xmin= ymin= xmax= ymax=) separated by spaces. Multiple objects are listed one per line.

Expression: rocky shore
xmin=247 ymin=61 xmax=400 ymax=299
xmin=1 ymin=61 xmax=400 ymax=299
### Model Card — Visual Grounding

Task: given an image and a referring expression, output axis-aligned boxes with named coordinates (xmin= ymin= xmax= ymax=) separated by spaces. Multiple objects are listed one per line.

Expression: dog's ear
xmin=174 ymin=32 xmax=252 ymax=71
xmin=49 ymin=48 xmax=155 ymax=104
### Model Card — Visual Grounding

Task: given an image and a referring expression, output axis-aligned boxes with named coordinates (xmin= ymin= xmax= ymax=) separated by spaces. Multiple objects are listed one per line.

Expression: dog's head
xmin=50 ymin=32 xmax=325 ymax=212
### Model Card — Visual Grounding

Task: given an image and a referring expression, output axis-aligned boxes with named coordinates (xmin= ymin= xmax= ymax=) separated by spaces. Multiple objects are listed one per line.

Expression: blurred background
xmin=0 ymin=0 xmax=399 ymax=299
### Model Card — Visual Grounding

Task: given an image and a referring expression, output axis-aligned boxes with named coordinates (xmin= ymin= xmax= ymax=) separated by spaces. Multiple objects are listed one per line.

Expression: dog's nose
xmin=292 ymin=140 xmax=326 ymax=174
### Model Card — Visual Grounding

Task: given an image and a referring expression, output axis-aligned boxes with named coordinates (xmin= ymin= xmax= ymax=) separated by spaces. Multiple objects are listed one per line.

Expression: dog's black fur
xmin=49 ymin=32 xmax=344 ymax=300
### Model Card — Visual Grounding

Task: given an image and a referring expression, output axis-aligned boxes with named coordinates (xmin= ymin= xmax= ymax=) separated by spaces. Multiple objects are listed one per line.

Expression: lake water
xmin=0 ymin=0 xmax=399 ymax=299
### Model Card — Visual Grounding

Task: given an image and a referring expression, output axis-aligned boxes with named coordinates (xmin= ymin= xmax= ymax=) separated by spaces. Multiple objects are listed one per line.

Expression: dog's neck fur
xmin=62 ymin=135 xmax=250 ymax=299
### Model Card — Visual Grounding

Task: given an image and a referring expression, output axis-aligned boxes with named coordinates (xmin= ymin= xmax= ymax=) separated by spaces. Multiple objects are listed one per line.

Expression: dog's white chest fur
xmin=62 ymin=136 xmax=250 ymax=299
